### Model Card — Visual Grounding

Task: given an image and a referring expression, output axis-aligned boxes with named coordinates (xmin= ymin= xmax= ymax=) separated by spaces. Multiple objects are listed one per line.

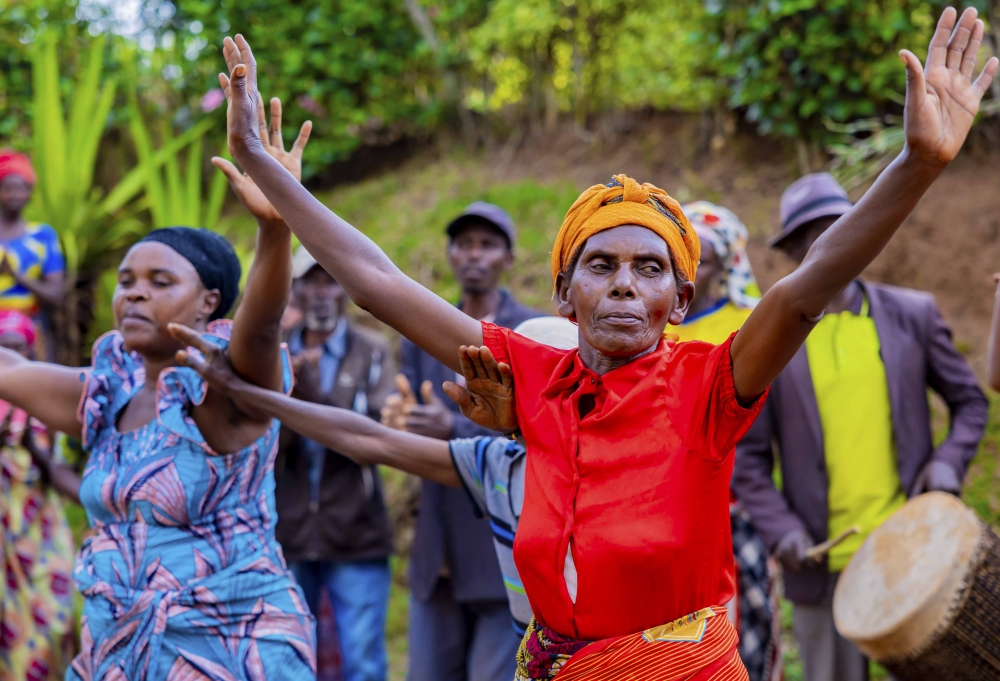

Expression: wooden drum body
xmin=833 ymin=492 xmax=1000 ymax=680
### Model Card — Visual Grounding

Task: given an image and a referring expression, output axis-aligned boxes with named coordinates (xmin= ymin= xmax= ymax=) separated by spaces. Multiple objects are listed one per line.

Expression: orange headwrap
xmin=551 ymin=175 xmax=700 ymax=289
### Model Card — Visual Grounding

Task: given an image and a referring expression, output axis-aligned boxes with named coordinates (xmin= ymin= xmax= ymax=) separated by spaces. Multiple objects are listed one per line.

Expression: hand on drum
xmin=913 ymin=459 xmax=962 ymax=496
xmin=775 ymin=528 xmax=819 ymax=572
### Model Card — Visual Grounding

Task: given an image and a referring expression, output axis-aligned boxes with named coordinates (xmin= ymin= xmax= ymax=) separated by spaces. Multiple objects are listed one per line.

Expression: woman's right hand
xmin=213 ymin=73 xmax=311 ymax=223
xmin=443 ymin=345 xmax=518 ymax=434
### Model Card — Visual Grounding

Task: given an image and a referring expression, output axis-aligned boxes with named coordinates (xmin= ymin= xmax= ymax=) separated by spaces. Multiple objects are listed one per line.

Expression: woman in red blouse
xmin=214 ymin=10 xmax=994 ymax=679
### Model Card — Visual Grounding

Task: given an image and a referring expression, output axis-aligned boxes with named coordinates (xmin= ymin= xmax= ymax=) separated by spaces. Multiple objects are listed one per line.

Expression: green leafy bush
xmin=156 ymin=0 xmax=444 ymax=174
xmin=704 ymin=0 xmax=943 ymax=144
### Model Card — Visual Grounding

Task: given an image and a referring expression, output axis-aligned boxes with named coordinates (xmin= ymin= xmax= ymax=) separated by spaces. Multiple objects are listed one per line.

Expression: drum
xmin=833 ymin=491 xmax=1000 ymax=680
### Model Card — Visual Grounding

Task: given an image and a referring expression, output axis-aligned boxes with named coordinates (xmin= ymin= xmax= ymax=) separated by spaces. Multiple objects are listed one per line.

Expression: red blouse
xmin=482 ymin=322 xmax=766 ymax=641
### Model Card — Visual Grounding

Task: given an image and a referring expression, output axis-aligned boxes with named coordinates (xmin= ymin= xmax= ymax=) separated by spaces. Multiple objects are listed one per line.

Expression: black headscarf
xmin=138 ymin=227 xmax=242 ymax=321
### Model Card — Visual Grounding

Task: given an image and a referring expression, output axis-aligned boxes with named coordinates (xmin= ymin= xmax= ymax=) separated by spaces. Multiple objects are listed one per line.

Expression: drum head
xmin=833 ymin=492 xmax=983 ymax=661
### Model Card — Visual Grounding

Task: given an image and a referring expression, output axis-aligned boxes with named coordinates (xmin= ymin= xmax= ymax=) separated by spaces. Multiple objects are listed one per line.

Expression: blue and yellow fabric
xmin=0 ymin=222 xmax=64 ymax=313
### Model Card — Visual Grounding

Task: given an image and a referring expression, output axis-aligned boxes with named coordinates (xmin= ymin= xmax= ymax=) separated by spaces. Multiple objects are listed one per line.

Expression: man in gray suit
xmin=733 ymin=173 xmax=988 ymax=681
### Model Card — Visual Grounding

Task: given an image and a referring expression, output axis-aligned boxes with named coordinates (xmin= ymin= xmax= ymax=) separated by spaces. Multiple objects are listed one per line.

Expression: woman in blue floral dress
xmin=0 ymin=93 xmax=317 ymax=680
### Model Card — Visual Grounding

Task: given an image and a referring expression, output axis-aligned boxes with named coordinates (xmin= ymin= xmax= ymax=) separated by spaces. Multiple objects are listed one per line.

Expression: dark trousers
xmin=407 ymin=579 xmax=519 ymax=681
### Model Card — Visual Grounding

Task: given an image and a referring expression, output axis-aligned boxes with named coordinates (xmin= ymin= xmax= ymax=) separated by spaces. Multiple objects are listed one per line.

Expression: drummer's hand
xmin=913 ymin=459 xmax=962 ymax=496
xmin=443 ymin=345 xmax=517 ymax=434
xmin=775 ymin=529 xmax=816 ymax=572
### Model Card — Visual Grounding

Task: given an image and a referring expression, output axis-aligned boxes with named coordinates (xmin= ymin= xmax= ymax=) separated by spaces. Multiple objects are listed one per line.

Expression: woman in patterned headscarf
xmin=672 ymin=202 xmax=761 ymax=345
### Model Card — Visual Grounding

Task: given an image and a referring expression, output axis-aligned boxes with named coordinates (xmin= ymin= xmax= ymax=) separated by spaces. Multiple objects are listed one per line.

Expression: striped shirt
xmin=449 ymin=436 xmax=531 ymax=634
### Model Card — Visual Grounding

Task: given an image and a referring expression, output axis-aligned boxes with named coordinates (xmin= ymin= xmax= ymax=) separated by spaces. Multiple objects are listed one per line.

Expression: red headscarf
xmin=0 ymin=310 xmax=37 ymax=346
xmin=0 ymin=150 xmax=36 ymax=185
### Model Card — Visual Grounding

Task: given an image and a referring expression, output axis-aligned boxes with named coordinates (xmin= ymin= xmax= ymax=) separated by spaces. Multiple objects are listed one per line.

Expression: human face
xmin=294 ymin=266 xmax=347 ymax=331
xmin=113 ymin=242 xmax=221 ymax=358
xmin=556 ymin=225 xmax=695 ymax=363
xmin=0 ymin=331 xmax=31 ymax=358
xmin=777 ymin=215 xmax=839 ymax=265
xmin=0 ymin=175 xmax=33 ymax=216
xmin=447 ymin=223 xmax=513 ymax=295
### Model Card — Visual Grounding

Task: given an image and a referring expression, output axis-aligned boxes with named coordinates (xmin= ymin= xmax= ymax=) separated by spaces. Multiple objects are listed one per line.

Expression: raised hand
xmin=443 ymin=345 xmax=517 ymax=434
xmin=219 ymin=35 xmax=264 ymax=162
xmin=900 ymin=7 xmax=999 ymax=168
xmin=213 ymin=62 xmax=311 ymax=222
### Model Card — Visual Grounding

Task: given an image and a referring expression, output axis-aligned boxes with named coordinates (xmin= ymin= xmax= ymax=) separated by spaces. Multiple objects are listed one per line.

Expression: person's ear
xmin=668 ymin=279 xmax=696 ymax=326
xmin=198 ymin=289 xmax=223 ymax=324
xmin=555 ymin=270 xmax=575 ymax=319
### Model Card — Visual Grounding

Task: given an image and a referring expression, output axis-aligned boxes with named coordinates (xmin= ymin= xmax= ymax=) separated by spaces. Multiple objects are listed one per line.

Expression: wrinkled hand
xmin=442 ymin=345 xmax=517 ymax=434
xmin=215 ymin=36 xmax=312 ymax=221
xmin=775 ymin=529 xmax=817 ymax=573
xmin=913 ymin=459 xmax=962 ymax=495
xmin=168 ymin=323 xmax=269 ymax=421
xmin=900 ymin=7 xmax=999 ymax=168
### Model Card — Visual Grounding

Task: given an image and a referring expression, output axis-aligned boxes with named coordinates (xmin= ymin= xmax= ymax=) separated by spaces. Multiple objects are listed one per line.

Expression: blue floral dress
xmin=67 ymin=321 xmax=316 ymax=681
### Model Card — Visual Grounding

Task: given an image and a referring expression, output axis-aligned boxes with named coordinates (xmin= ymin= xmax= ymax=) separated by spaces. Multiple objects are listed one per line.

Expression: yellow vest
xmin=672 ymin=301 xmax=752 ymax=346
xmin=805 ymin=296 xmax=906 ymax=572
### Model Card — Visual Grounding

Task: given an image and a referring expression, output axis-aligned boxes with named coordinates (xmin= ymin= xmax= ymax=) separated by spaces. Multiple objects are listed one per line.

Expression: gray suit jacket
xmin=733 ymin=280 xmax=988 ymax=605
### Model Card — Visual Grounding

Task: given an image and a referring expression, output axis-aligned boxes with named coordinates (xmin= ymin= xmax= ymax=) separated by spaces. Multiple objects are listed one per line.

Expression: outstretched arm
xmin=732 ymin=7 xmax=998 ymax=402
xmin=217 ymin=93 xmax=311 ymax=392
xmin=0 ymin=350 xmax=83 ymax=437
xmin=217 ymin=37 xmax=480 ymax=374
xmin=171 ymin=323 xmax=460 ymax=486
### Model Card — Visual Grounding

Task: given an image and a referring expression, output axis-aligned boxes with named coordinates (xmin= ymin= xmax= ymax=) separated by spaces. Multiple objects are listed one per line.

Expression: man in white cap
xmin=274 ymin=246 xmax=397 ymax=681
xmin=734 ymin=173 xmax=987 ymax=681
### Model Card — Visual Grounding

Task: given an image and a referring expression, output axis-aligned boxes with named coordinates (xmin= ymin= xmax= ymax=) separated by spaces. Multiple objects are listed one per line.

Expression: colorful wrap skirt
xmin=515 ymin=606 xmax=748 ymax=681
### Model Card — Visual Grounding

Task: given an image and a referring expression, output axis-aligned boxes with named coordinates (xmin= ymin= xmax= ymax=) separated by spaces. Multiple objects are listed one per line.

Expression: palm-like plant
xmin=27 ymin=33 xmax=214 ymax=362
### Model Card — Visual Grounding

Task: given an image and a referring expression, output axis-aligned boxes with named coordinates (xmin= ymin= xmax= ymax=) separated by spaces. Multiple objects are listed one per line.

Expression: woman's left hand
xmin=900 ymin=7 xmax=998 ymax=168
xmin=213 ymin=75 xmax=312 ymax=223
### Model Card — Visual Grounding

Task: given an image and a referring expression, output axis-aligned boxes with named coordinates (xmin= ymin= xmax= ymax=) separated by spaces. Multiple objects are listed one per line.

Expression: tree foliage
xmin=703 ymin=0 xmax=944 ymax=142
xmin=154 ymin=0 xmax=445 ymax=174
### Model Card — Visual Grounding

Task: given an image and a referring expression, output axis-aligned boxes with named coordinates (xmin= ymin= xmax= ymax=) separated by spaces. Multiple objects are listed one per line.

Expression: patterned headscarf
xmin=682 ymin=201 xmax=760 ymax=310
xmin=552 ymin=175 xmax=700 ymax=289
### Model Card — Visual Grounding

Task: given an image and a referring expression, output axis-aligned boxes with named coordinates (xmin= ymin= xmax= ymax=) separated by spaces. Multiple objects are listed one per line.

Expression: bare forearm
xmin=235 ymin=148 xmax=480 ymax=372
xmin=229 ymin=380 xmax=460 ymax=486
xmin=0 ymin=352 xmax=83 ymax=436
xmin=229 ymin=218 xmax=292 ymax=391
xmin=734 ymin=149 xmax=941 ymax=399
xmin=790 ymin=149 xmax=940 ymax=314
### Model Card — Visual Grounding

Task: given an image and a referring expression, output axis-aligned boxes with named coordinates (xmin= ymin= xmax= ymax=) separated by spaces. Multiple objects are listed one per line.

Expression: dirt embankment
xmin=491 ymin=112 xmax=1000 ymax=375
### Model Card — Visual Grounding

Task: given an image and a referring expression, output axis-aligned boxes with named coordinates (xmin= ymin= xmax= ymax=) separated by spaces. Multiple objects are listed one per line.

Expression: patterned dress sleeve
xmin=78 ymin=331 xmax=141 ymax=450
xmin=156 ymin=320 xmax=294 ymax=454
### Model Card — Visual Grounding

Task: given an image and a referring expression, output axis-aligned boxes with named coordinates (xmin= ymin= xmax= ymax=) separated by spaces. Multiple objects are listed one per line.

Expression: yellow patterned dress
xmin=0 ymin=404 xmax=77 ymax=681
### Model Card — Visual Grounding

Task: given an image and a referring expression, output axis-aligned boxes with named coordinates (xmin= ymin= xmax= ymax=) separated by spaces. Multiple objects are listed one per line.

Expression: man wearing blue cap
xmin=383 ymin=202 xmax=541 ymax=681
xmin=733 ymin=173 xmax=988 ymax=681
